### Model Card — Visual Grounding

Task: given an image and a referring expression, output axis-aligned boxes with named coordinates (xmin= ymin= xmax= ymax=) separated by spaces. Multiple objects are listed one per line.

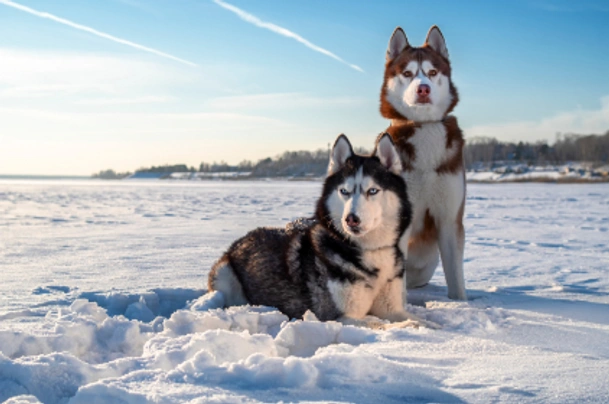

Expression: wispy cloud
xmin=76 ymin=95 xmax=177 ymax=105
xmin=206 ymin=92 xmax=365 ymax=110
xmin=466 ymin=96 xmax=609 ymax=143
xmin=0 ymin=0 xmax=198 ymax=67
xmin=212 ymin=0 xmax=363 ymax=73
xmin=0 ymin=49 xmax=199 ymax=100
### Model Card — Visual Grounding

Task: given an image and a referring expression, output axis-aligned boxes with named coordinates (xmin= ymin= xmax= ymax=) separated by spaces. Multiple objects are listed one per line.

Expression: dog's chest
xmin=402 ymin=122 xmax=464 ymax=226
xmin=361 ymin=248 xmax=399 ymax=285
xmin=407 ymin=122 xmax=455 ymax=172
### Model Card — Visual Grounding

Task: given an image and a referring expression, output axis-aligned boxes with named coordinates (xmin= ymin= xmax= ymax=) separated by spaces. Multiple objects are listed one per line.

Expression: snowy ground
xmin=1 ymin=179 xmax=608 ymax=403
xmin=466 ymin=164 xmax=608 ymax=183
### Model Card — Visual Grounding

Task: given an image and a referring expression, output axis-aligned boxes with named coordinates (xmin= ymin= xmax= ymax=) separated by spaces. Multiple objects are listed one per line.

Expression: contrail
xmin=0 ymin=0 xmax=198 ymax=67
xmin=212 ymin=0 xmax=364 ymax=73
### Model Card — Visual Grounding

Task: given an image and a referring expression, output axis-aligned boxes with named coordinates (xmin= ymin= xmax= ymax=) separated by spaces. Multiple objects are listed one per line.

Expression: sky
xmin=1 ymin=0 xmax=608 ymax=175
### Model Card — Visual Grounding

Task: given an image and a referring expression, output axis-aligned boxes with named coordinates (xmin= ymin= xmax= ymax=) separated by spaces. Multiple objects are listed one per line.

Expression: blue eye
xmin=340 ymin=188 xmax=350 ymax=196
xmin=368 ymin=188 xmax=379 ymax=196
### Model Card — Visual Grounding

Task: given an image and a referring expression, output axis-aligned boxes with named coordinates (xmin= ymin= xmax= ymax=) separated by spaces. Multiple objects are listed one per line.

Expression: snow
xmin=1 ymin=179 xmax=608 ymax=403
xmin=467 ymin=163 xmax=609 ymax=182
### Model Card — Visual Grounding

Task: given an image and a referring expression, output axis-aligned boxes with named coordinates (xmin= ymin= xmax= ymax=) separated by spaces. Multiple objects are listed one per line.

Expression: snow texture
xmin=466 ymin=163 xmax=608 ymax=182
xmin=1 ymin=179 xmax=608 ymax=403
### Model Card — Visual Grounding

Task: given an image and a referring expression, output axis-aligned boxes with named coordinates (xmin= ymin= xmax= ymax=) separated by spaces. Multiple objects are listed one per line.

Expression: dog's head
xmin=380 ymin=25 xmax=458 ymax=123
xmin=318 ymin=134 xmax=410 ymax=248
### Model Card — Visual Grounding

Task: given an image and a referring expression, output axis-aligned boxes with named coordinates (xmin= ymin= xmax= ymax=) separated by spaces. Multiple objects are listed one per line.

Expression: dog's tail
xmin=208 ymin=255 xmax=248 ymax=307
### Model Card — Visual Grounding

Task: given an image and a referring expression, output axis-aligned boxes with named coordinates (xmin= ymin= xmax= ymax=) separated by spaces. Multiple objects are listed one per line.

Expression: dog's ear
xmin=375 ymin=133 xmax=402 ymax=175
xmin=425 ymin=25 xmax=449 ymax=61
xmin=387 ymin=27 xmax=409 ymax=62
xmin=328 ymin=134 xmax=354 ymax=176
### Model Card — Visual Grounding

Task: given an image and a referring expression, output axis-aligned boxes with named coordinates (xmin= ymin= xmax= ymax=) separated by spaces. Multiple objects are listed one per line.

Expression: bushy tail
xmin=208 ymin=256 xmax=248 ymax=307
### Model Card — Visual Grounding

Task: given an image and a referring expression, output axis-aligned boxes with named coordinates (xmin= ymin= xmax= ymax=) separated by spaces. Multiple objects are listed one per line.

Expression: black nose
xmin=345 ymin=213 xmax=361 ymax=228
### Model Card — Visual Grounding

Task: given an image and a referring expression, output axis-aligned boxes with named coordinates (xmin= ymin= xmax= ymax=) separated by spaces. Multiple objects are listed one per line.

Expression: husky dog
xmin=208 ymin=135 xmax=430 ymax=329
xmin=379 ymin=26 xmax=467 ymax=300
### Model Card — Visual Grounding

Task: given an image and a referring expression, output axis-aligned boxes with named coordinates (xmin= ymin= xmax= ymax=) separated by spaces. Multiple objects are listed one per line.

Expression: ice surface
xmin=1 ymin=179 xmax=608 ymax=403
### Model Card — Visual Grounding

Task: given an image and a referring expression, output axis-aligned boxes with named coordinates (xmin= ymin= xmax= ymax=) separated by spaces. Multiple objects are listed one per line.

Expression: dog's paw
xmin=377 ymin=318 xmax=442 ymax=330
xmin=379 ymin=320 xmax=420 ymax=330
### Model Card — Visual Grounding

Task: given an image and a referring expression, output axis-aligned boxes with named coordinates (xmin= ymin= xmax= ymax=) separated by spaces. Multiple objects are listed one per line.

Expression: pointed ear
xmin=328 ymin=134 xmax=354 ymax=176
xmin=386 ymin=27 xmax=409 ymax=62
xmin=425 ymin=25 xmax=449 ymax=61
xmin=375 ymin=134 xmax=402 ymax=175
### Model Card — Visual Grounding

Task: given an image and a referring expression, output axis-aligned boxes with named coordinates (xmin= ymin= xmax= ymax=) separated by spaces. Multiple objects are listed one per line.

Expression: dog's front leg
xmin=369 ymin=276 xmax=408 ymax=322
xmin=328 ymin=281 xmax=380 ymax=328
xmin=369 ymin=278 xmax=440 ymax=329
xmin=437 ymin=219 xmax=467 ymax=300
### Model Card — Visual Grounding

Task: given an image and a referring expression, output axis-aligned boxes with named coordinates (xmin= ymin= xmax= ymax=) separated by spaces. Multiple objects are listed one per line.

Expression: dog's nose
xmin=345 ymin=213 xmax=361 ymax=228
xmin=417 ymin=84 xmax=431 ymax=96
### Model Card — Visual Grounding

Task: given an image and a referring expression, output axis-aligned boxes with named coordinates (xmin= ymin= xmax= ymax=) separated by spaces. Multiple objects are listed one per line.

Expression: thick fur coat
xmin=379 ymin=26 xmax=467 ymax=300
xmin=208 ymin=135 xmax=434 ymax=329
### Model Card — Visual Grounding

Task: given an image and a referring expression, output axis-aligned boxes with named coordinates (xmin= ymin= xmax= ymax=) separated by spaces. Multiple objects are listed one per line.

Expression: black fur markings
xmin=315 ymin=229 xmax=380 ymax=283
xmin=209 ymin=146 xmax=412 ymax=322
xmin=317 ymin=154 xmax=411 ymax=243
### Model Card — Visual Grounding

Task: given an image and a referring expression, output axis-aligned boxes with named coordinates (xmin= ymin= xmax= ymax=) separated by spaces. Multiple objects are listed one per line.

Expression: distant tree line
xmin=464 ymin=131 xmax=609 ymax=168
xmin=93 ymin=131 xmax=608 ymax=179
xmin=197 ymin=146 xmax=367 ymax=178
xmin=199 ymin=160 xmax=254 ymax=173
xmin=136 ymin=164 xmax=197 ymax=173
xmin=92 ymin=169 xmax=132 ymax=179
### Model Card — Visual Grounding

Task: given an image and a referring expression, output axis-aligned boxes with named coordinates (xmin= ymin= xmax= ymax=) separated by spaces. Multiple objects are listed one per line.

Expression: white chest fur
xmin=362 ymin=248 xmax=399 ymax=285
xmin=404 ymin=122 xmax=464 ymax=233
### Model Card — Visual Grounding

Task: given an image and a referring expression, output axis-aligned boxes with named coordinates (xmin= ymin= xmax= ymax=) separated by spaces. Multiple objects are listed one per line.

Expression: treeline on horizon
xmin=92 ymin=131 xmax=609 ymax=179
xmin=464 ymin=131 xmax=609 ymax=168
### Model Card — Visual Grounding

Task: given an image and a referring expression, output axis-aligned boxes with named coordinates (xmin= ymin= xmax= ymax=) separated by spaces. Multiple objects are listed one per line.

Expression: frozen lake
xmin=1 ymin=179 xmax=608 ymax=403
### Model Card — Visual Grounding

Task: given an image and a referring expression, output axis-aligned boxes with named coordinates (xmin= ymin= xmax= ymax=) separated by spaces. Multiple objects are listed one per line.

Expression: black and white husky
xmin=208 ymin=134 xmax=433 ymax=329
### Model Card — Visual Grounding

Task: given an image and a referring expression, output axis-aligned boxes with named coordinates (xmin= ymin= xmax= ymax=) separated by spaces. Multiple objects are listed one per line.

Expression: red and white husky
xmin=379 ymin=25 xmax=467 ymax=300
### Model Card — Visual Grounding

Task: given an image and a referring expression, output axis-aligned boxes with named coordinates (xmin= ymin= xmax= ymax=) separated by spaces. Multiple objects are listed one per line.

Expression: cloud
xmin=0 ymin=108 xmax=290 ymax=133
xmin=206 ymin=92 xmax=365 ymax=110
xmin=0 ymin=49 xmax=209 ymax=102
xmin=75 ymin=96 xmax=177 ymax=106
xmin=0 ymin=0 xmax=197 ymax=66
xmin=212 ymin=0 xmax=363 ymax=73
xmin=465 ymin=96 xmax=609 ymax=142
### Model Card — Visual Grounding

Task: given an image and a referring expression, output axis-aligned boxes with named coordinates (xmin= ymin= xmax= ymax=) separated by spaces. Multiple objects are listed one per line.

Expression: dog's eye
xmin=367 ymin=188 xmax=379 ymax=196
xmin=428 ymin=69 xmax=438 ymax=77
xmin=340 ymin=188 xmax=350 ymax=196
xmin=403 ymin=71 xmax=413 ymax=78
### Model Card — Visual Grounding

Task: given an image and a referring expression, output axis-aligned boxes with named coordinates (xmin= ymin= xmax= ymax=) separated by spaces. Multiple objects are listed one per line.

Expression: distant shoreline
xmin=0 ymin=174 xmax=91 ymax=180
xmin=1 ymin=175 xmax=608 ymax=184
xmin=467 ymin=177 xmax=609 ymax=184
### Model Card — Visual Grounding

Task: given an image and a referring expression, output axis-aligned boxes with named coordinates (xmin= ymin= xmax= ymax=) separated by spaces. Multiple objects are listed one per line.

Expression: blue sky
xmin=1 ymin=0 xmax=608 ymax=175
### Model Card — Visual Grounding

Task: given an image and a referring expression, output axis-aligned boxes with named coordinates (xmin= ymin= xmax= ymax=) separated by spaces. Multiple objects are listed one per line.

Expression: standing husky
xmin=208 ymin=135 xmax=428 ymax=329
xmin=379 ymin=26 xmax=467 ymax=300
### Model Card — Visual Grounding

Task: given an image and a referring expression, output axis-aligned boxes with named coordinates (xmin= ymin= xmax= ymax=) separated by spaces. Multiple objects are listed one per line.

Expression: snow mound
xmin=78 ymin=288 xmax=205 ymax=320
xmin=2 ymin=292 xmax=430 ymax=403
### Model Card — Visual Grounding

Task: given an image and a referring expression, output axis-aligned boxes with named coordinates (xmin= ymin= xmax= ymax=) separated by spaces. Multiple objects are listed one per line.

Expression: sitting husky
xmin=379 ymin=26 xmax=467 ymax=300
xmin=208 ymin=134 xmax=431 ymax=329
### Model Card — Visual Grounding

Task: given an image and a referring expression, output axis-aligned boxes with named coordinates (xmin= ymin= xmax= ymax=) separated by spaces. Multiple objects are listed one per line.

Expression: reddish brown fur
xmin=456 ymin=188 xmax=465 ymax=239
xmin=435 ymin=116 xmax=465 ymax=174
xmin=408 ymin=209 xmax=438 ymax=250
xmin=380 ymin=123 xmax=420 ymax=171
xmin=380 ymin=44 xmax=459 ymax=121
